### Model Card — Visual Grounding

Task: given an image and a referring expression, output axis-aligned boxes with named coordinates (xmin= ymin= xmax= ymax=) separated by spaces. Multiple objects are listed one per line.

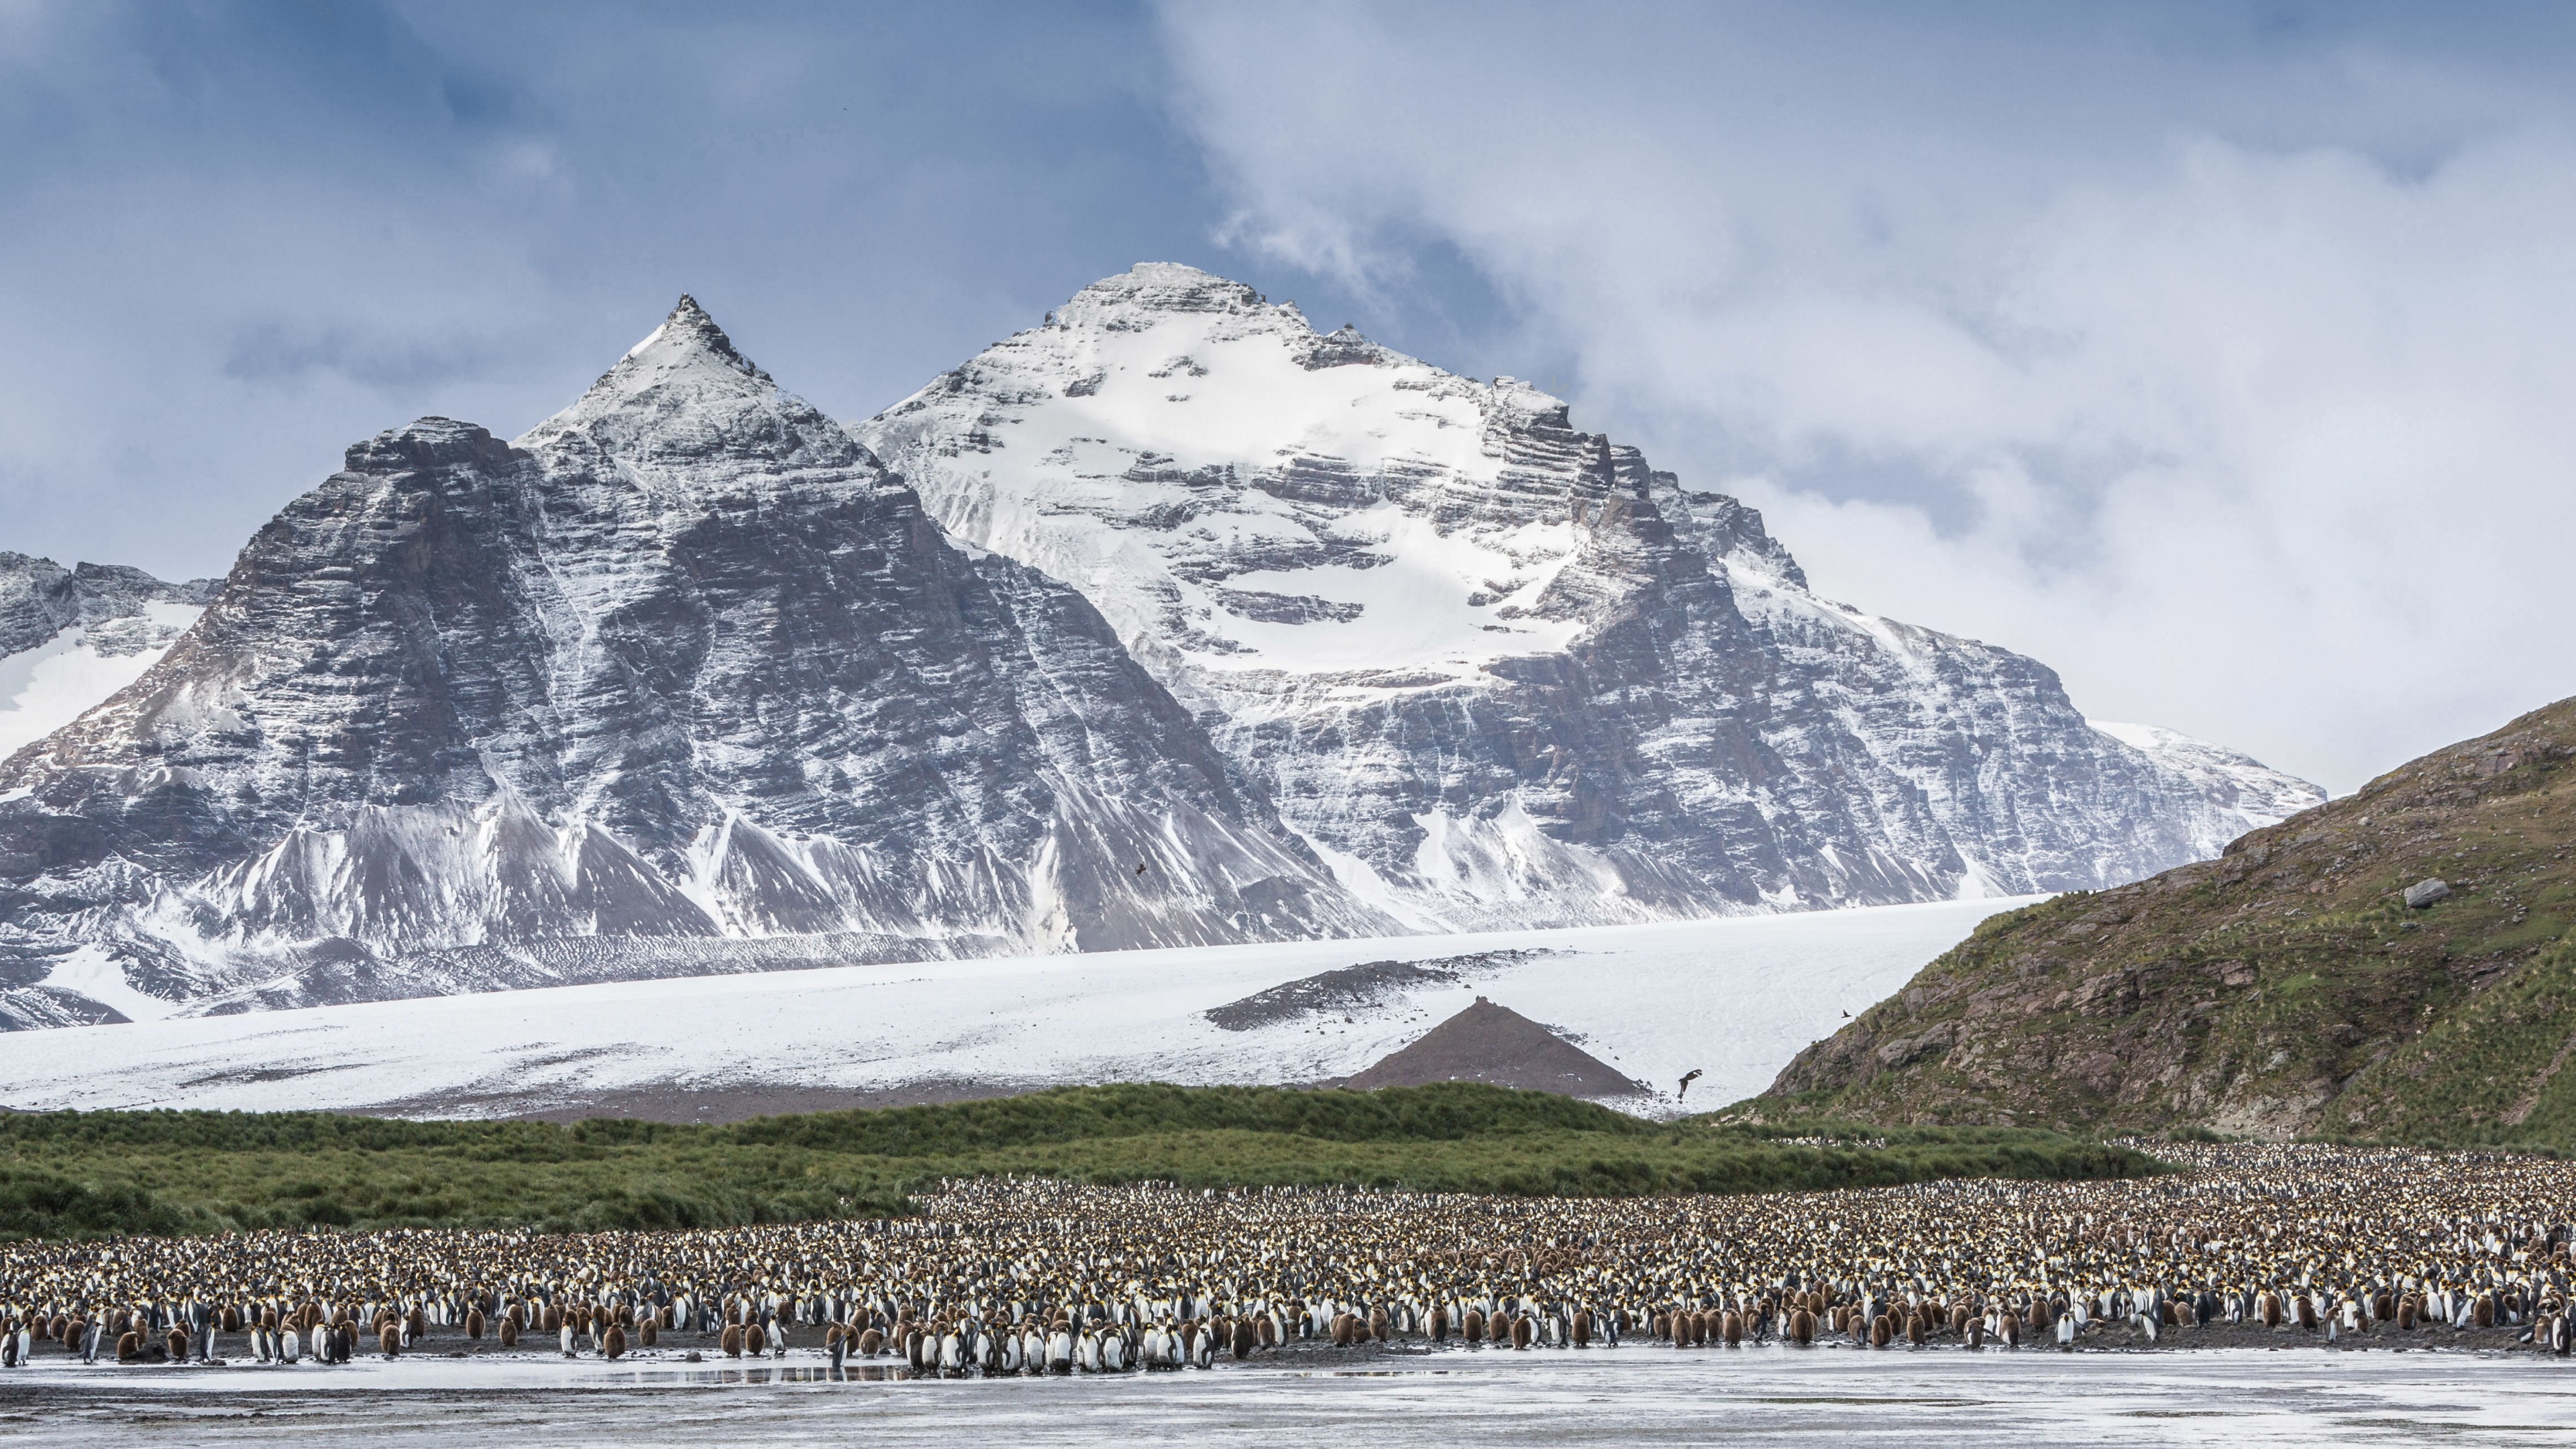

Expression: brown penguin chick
xmin=1722 ymin=1309 xmax=1743 ymax=1346
xmin=1462 ymin=1308 xmax=1485 ymax=1344
xmin=1370 ymin=1308 xmax=1389 ymax=1342
xmin=1510 ymin=1315 xmax=1533 ymax=1350
xmin=221 ymin=1305 xmax=242 ymax=1333
xmin=1256 ymin=1315 xmax=1277 ymax=1348
xmin=1428 ymin=1306 xmax=1450 ymax=1342
xmin=1789 ymin=1307 xmax=1815 ymax=1344
xmin=2295 ymin=1295 xmax=2317 ymax=1331
xmin=407 ymin=1305 xmax=427 ymax=1341
xmin=167 ymin=1326 xmax=189 ymax=1361
xmin=720 ymin=1324 xmax=744 ymax=1358
xmin=745 ymin=1322 xmax=767 ymax=1356
xmin=1869 ymin=1314 xmax=1892 ymax=1348
xmin=498 ymin=1315 xmax=519 ymax=1348
xmin=117 ymin=1330 xmax=142 ymax=1363
xmin=1331 ymin=1313 xmax=1355 ymax=1348
xmin=542 ymin=1303 xmax=562 ymax=1332
xmin=2000 ymin=1311 xmax=2020 ymax=1347
xmin=1650 ymin=1310 xmax=1670 ymax=1341
xmin=1906 ymin=1311 xmax=1928 ymax=1346
xmin=1231 ymin=1320 xmax=1256 ymax=1359
xmin=2259 ymin=1291 xmax=2282 ymax=1329
xmin=639 ymin=1318 xmax=657 ymax=1348
xmin=858 ymin=1327 xmax=884 ymax=1357
xmin=1571 ymin=1310 xmax=1593 ymax=1347
xmin=466 ymin=1307 xmax=485 ymax=1340
xmin=379 ymin=1323 xmax=400 ymax=1358
xmin=602 ymin=1324 xmax=626 ymax=1360
xmin=1966 ymin=1316 xmax=1985 ymax=1348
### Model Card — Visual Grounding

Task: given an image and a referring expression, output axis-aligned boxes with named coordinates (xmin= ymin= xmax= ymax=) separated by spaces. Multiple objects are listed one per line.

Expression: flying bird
xmin=1676 ymin=1068 xmax=1703 ymax=1100
xmin=1136 ymin=862 xmax=1149 ymax=876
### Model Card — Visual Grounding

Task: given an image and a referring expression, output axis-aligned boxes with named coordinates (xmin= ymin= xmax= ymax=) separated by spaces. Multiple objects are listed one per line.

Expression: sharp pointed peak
xmin=620 ymin=293 xmax=765 ymax=381
xmin=517 ymin=294 xmax=813 ymax=450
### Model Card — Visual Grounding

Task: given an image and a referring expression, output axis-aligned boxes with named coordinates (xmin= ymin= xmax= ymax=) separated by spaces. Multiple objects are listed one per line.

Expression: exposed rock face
xmin=2088 ymin=720 xmax=2326 ymax=852
xmin=0 ymin=299 xmax=1389 ymax=1023
xmin=1 ymin=555 xmax=217 ymax=760
xmin=1760 ymin=696 xmax=2576 ymax=1142
xmin=861 ymin=263 xmax=2320 ymax=929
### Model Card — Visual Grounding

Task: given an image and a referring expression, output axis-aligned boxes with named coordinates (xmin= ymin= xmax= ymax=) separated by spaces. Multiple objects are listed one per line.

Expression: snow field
xmin=0 ymin=898 xmax=2033 ymax=1119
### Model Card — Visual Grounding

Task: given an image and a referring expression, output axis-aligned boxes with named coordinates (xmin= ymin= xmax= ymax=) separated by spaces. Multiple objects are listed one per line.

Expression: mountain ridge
xmin=0 ymin=299 xmax=1389 ymax=1028
xmin=1 ymin=270 xmax=2323 ymax=1031
xmin=860 ymin=262 xmax=2320 ymax=930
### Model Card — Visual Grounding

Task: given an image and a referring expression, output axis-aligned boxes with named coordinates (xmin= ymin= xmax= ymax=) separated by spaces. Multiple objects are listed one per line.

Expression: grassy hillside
xmin=0 ymin=1083 xmax=2155 ymax=1238
xmin=1760 ymin=696 xmax=2576 ymax=1144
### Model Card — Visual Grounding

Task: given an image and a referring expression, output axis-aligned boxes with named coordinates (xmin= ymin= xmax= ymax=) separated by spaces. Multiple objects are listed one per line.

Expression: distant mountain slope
xmin=0 ymin=299 xmax=1388 ymax=1028
xmin=861 ymin=262 xmax=2319 ymax=928
xmin=1760 ymin=696 xmax=2576 ymax=1142
xmin=2090 ymin=720 xmax=2326 ymax=847
xmin=1 ymin=556 xmax=216 ymax=759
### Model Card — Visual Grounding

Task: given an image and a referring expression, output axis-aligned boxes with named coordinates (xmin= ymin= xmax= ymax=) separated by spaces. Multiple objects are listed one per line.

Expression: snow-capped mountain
xmin=1 ymin=555 xmax=216 ymax=760
xmin=861 ymin=263 xmax=2321 ymax=930
xmin=2087 ymin=720 xmax=2326 ymax=849
xmin=0 ymin=298 xmax=1388 ymax=1028
xmin=0 ymin=271 xmax=2324 ymax=1032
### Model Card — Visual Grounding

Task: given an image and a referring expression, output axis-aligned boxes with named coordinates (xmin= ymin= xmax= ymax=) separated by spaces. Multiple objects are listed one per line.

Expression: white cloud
xmin=1155 ymin=1 xmax=2576 ymax=791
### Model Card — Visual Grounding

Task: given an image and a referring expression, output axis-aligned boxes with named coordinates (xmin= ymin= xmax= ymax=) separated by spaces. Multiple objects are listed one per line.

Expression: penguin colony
xmin=4 ymin=1142 xmax=2574 ymax=1372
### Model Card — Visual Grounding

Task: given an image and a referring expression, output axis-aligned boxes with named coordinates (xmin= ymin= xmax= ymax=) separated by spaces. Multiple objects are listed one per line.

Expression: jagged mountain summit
xmin=859 ymin=262 xmax=2322 ymax=930
xmin=1 ymin=555 xmax=217 ymax=760
xmin=0 ymin=297 xmax=1389 ymax=1028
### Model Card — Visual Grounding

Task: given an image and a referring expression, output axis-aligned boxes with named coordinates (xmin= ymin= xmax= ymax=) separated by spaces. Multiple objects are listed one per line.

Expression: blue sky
xmin=5 ymin=1 xmax=2575 ymax=789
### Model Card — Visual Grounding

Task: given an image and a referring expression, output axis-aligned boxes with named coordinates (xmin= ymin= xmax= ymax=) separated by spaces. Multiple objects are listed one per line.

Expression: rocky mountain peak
xmin=343 ymin=416 xmax=517 ymax=476
xmin=863 ymin=263 xmax=2325 ymax=930
xmin=635 ymin=293 xmax=767 ymax=380
xmin=1059 ymin=262 xmax=1269 ymax=321
xmin=0 ymin=292 xmax=1392 ymax=1029
xmin=517 ymin=295 xmax=857 ymax=476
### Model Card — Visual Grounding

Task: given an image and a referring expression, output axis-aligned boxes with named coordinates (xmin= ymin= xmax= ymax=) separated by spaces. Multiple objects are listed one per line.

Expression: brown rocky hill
xmin=1338 ymin=997 xmax=1650 ymax=1100
xmin=1758 ymin=696 xmax=2576 ymax=1144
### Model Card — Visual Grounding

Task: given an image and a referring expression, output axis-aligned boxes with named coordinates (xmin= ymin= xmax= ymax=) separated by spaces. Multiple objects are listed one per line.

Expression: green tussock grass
xmin=0 ymin=1083 xmax=2158 ymax=1238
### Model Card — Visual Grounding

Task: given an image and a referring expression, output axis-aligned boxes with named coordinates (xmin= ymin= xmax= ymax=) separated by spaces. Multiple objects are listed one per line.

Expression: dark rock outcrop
xmin=1338 ymin=996 xmax=1648 ymax=1099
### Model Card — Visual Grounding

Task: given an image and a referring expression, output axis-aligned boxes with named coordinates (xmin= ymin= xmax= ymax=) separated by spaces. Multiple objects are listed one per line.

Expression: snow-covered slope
xmin=0 ymin=555 xmax=215 ymax=760
xmin=2089 ymin=720 xmax=2328 ymax=846
xmin=860 ymin=264 xmax=2318 ymax=930
xmin=0 ymin=299 xmax=1391 ymax=1028
xmin=0 ymin=899 xmax=2031 ymax=1120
